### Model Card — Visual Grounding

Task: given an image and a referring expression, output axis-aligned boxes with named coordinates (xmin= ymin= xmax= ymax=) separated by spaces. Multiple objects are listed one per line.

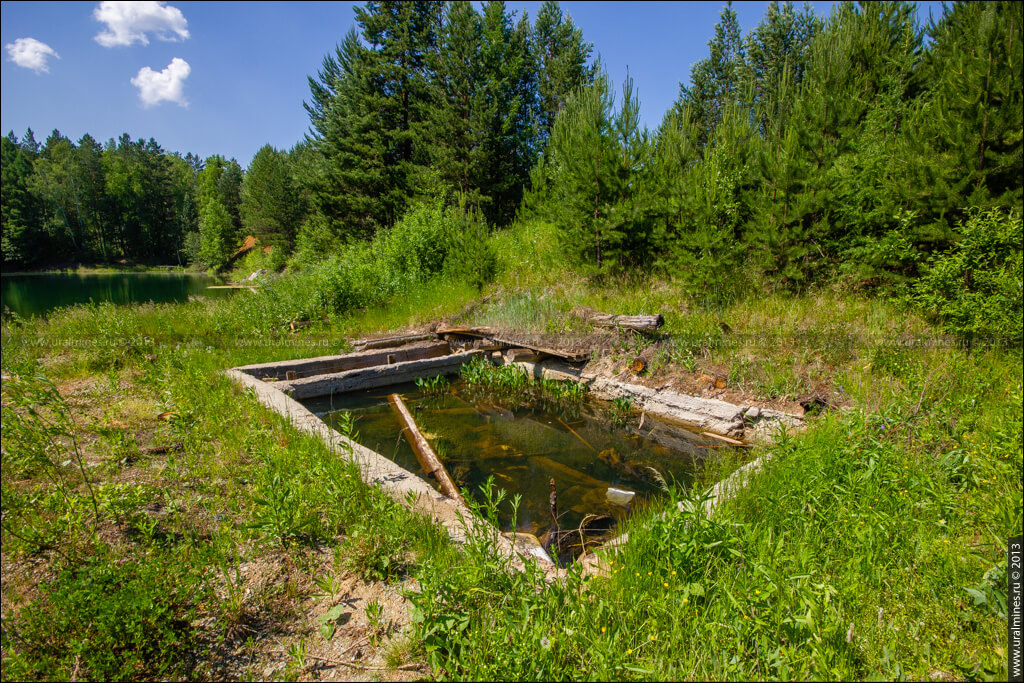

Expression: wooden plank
xmin=435 ymin=324 xmax=495 ymax=336
xmin=352 ymin=332 xmax=438 ymax=350
xmin=389 ymin=394 xmax=465 ymax=504
xmin=436 ymin=324 xmax=590 ymax=363
xmin=235 ymin=340 xmax=451 ymax=381
xmin=278 ymin=351 xmax=483 ymax=400
xmin=491 ymin=336 xmax=590 ymax=363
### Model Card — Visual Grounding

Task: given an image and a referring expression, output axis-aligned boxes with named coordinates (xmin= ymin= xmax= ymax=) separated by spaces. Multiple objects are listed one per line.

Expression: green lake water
xmin=1 ymin=272 xmax=230 ymax=318
xmin=304 ymin=380 xmax=731 ymax=534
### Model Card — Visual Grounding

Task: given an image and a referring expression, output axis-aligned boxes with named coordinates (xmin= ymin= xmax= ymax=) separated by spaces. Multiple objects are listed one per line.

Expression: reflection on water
xmin=1 ymin=272 xmax=230 ymax=318
xmin=304 ymin=380 xmax=734 ymax=534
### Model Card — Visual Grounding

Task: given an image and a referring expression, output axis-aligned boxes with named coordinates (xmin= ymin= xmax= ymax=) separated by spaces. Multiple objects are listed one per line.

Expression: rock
xmin=503 ymin=532 xmax=554 ymax=564
xmin=745 ymin=406 xmax=761 ymax=420
xmin=606 ymin=487 xmax=636 ymax=506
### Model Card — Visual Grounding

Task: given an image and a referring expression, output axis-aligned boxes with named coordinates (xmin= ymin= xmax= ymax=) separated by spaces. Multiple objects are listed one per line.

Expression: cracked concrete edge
xmin=223 ymin=368 xmax=561 ymax=579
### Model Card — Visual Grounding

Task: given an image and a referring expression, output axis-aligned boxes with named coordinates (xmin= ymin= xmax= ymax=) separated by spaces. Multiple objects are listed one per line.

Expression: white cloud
xmin=94 ymin=1 xmax=189 ymax=47
xmin=131 ymin=57 xmax=190 ymax=107
xmin=5 ymin=37 xmax=60 ymax=73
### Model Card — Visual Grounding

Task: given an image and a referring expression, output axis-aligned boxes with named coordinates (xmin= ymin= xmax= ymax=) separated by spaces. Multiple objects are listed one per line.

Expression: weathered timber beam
xmin=435 ymin=324 xmax=496 ymax=337
xmin=235 ymin=340 xmax=451 ymax=381
xmin=436 ymin=324 xmax=589 ymax=363
xmin=389 ymin=394 xmax=465 ymax=504
xmin=277 ymin=351 xmax=482 ymax=400
xmin=352 ymin=332 xmax=438 ymax=350
xmin=504 ymin=348 xmax=543 ymax=363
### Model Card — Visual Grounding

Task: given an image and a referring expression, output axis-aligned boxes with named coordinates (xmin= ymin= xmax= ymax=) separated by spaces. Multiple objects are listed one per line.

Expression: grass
xmin=1 ymin=223 xmax=1020 ymax=680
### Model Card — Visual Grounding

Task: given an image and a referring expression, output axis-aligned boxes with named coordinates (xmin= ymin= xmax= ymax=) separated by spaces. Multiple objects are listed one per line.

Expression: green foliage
xmin=460 ymin=355 xmax=586 ymax=414
xmin=526 ymin=69 xmax=653 ymax=274
xmin=415 ymin=374 xmax=450 ymax=397
xmin=911 ymin=209 xmax=1023 ymax=341
xmin=3 ymin=553 xmax=202 ymax=681
xmin=443 ymin=201 xmax=498 ymax=291
xmin=240 ymin=145 xmax=301 ymax=254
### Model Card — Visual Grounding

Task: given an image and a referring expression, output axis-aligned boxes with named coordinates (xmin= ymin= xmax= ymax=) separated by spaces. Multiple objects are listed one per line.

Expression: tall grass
xmin=2 ymin=213 xmax=1020 ymax=680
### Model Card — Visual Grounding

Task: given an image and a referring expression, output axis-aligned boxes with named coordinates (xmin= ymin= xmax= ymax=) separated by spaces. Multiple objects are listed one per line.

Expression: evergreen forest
xmin=3 ymin=0 xmax=1020 ymax=340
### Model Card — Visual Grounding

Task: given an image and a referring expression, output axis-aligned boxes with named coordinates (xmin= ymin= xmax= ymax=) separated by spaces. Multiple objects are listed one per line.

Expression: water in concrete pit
xmin=303 ymin=380 xmax=738 ymax=536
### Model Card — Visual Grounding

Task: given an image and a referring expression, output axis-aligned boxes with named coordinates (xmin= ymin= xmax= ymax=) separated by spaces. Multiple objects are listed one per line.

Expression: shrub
xmin=911 ymin=209 xmax=1023 ymax=342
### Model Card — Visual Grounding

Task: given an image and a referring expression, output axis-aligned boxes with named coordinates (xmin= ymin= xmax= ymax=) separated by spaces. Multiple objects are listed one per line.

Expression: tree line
xmin=527 ymin=0 xmax=1022 ymax=297
xmin=3 ymin=0 xmax=1020 ymax=313
xmin=2 ymin=0 xmax=592 ymax=269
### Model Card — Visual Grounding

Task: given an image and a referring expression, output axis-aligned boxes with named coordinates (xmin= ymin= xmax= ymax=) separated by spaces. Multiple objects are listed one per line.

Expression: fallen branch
xmin=571 ymin=306 xmax=664 ymax=333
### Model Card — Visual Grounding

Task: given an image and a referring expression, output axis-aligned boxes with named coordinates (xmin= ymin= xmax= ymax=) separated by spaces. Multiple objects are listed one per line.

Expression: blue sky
xmin=1 ymin=1 xmax=946 ymax=167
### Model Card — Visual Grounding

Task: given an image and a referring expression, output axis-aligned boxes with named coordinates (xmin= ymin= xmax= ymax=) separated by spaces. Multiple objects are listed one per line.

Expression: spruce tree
xmin=1 ymin=134 xmax=43 ymax=266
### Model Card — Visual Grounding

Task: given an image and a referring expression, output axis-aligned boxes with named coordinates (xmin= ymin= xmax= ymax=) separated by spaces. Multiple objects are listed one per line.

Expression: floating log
xmin=527 ymin=456 xmax=607 ymax=489
xmin=388 ymin=394 xmax=465 ymax=504
xmin=352 ymin=332 xmax=438 ymax=350
xmin=572 ymin=306 xmax=664 ymax=333
xmin=235 ymin=340 xmax=451 ymax=381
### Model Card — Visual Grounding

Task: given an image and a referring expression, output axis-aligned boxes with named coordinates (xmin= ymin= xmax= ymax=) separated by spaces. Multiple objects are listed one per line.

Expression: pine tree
xmin=532 ymin=0 xmax=595 ymax=143
xmin=912 ymin=1 xmax=1023 ymax=221
xmin=676 ymin=2 xmax=747 ymax=147
xmin=241 ymin=145 xmax=301 ymax=253
xmin=477 ymin=1 xmax=539 ymax=225
xmin=301 ymin=27 xmax=391 ymax=242
xmin=530 ymin=69 xmax=651 ymax=273
xmin=355 ymin=0 xmax=443 ymax=205
xmin=196 ymin=155 xmax=237 ymax=266
xmin=428 ymin=1 xmax=487 ymax=206
xmin=744 ymin=1 xmax=821 ymax=138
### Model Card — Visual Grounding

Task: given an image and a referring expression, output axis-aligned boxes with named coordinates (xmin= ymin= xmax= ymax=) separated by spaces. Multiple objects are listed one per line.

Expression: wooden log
xmin=435 ymin=324 xmax=495 ymax=336
xmin=527 ymin=456 xmax=607 ymax=489
xmin=436 ymin=324 xmax=589 ymax=363
xmin=572 ymin=306 xmax=664 ymax=332
xmin=504 ymin=348 xmax=543 ymax=364
xmin=278 ymin=351 xmax=482 ymax=400
xmin=235 ymin=340 xmax=450 ymax=381
xmin=388 ymin=394 xmax=465 ymax=504
xmin=700 ymin=431 xmax=750 ymax=447
xmin=351 ymin=332 xmax=437 ymax=350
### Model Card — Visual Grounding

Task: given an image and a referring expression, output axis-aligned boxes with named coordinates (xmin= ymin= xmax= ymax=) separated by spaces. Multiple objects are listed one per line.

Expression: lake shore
xmin=1 ymin=262 xmax=203 ymax=276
